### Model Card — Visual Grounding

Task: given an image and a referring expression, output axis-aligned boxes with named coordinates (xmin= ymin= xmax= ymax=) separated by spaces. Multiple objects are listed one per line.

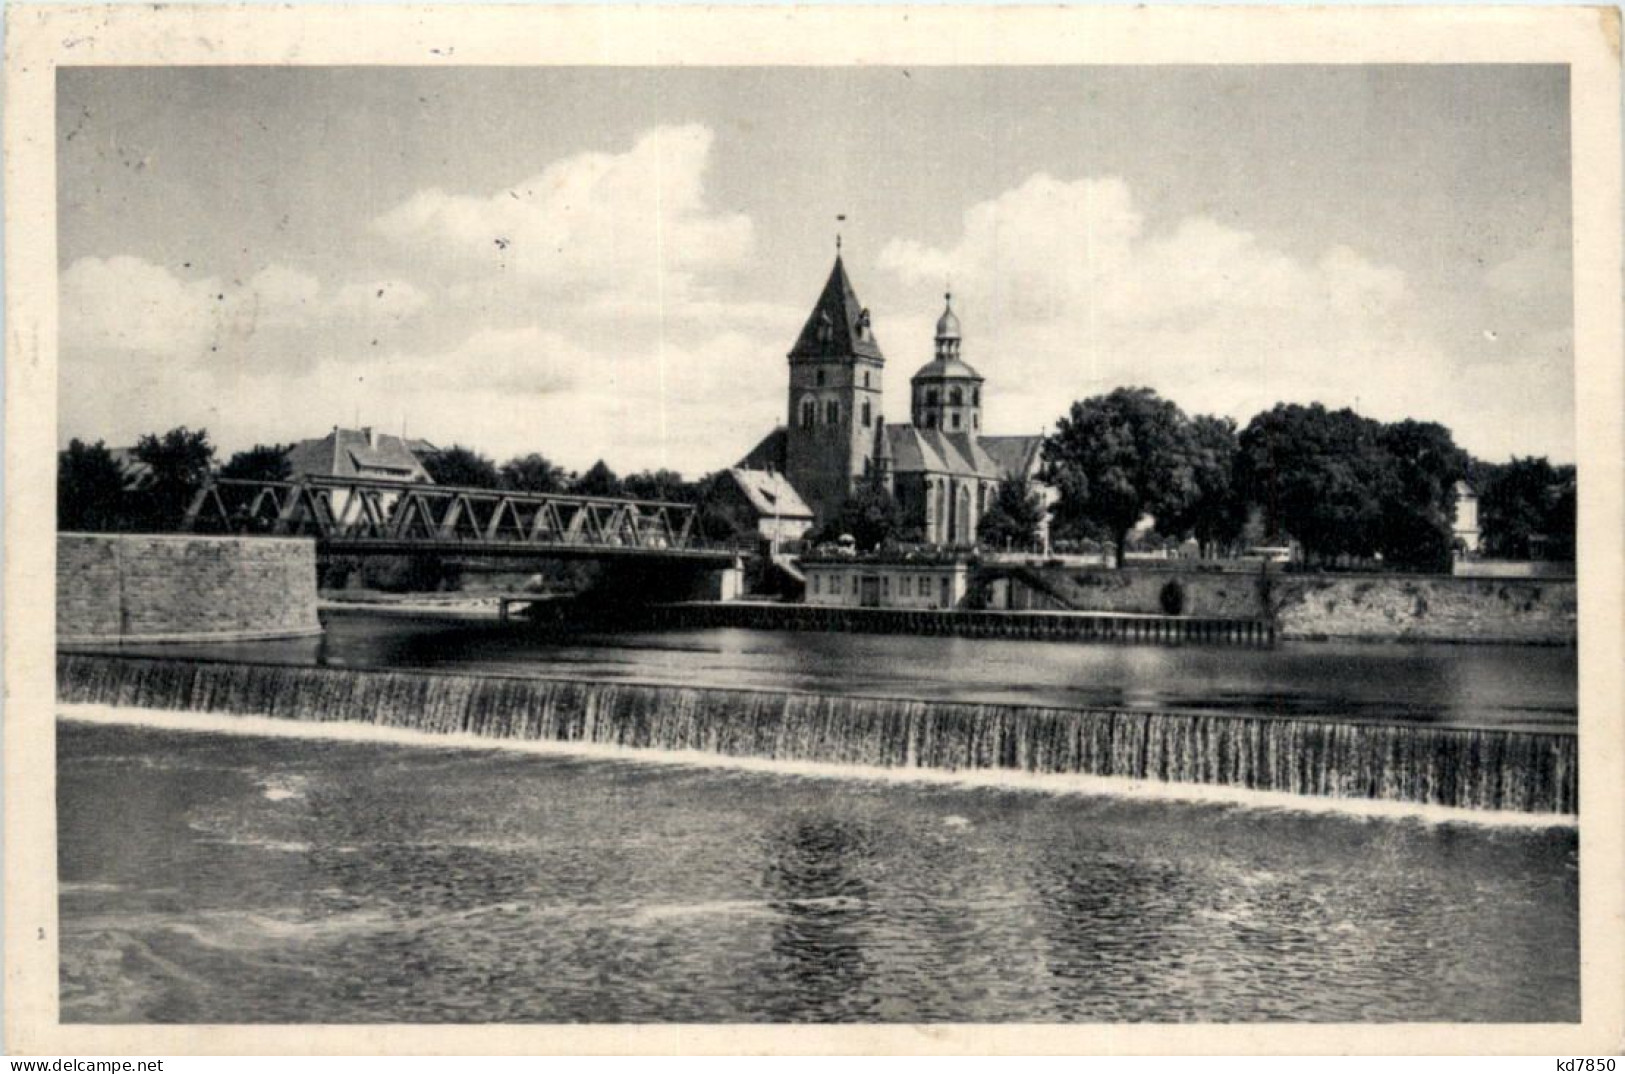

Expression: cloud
xmin=372 ymin=124 xmax=754 ymax=303
xmin=876 ymin=172 xmax=1565 ymax=460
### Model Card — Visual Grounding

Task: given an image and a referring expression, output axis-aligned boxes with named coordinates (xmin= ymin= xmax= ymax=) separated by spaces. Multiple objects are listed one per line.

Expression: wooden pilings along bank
xmin=608 ymin=602 xmax=1277 ymax=646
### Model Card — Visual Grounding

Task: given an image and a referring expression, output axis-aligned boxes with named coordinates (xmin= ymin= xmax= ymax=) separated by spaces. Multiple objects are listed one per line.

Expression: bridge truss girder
xmin=182 ymin=476 xmax=726 ymax=559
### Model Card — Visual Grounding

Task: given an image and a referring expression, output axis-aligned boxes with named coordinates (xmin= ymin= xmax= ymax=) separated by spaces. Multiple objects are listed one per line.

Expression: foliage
xmin=499 ymin=453 xmax=567 ymax=494
xmin=1158 ymin=414 xmax=1248 ymax=556
xmin=219 ymin=443 xmax=292 ymax=482
xmin=571 ymin=459 xmax=624 ymax=498
xmin=1375 ymin=420 xmax=1468 ymax=570
xmin=623 ymin=468 xmax=695 ymax=503
xmin=131 ymin=426 xmax=216 ymax=531
xmin=1042 ymin=387 xmax=1198 ymax=566
xmin=1235 ymin=404 xmax=1388 ymax=563
xmin=977 ymin=475 xmax=1047 ymax=549
xmin=57 ymin=439 xmax=129 ymax=533
xmin=1478 ymin=456 xmax=1576 ymax=560
xmin=421 ymin=444 xmax=502 ymax=489
xmin=692 ymin=471 xmax=761 ymax=543
xmin=816 ymin=475 xmax=908 ymax=551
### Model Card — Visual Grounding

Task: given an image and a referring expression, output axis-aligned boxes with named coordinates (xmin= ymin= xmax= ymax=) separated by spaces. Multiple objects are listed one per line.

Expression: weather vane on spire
xmin=836 ymin=214 xmax=846 ymax=253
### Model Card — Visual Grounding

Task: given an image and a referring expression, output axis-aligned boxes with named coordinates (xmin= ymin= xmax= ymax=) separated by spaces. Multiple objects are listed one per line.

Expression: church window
xmin=812 ymin=575 xmax=821 ymax=595
xmin=927 ymin=388 xmax=940 ymax=407
xmin=816 ymin=369 xmax=826 ymax=387
xmin=974 ymin=414 xmax=980 ymax=430
xmin=973 ymin=388 xmax=981 ymax=407
xmin=950 ymin=413 xmax=961 ymax=431
xmin=901 ymin=575 xmax=911 ymax=596
xmin=826 ymin=400 xmax=840 ymax=425
xmin=861 ymin=400 xmax=871 ymax=427
xmin=950 ymin=387 xmax=963 ymax=406
xmin=925 ymin=414 xmax=937 ymax=430
xmin=800 ymin=398 xmax=816 ymax=428
xmin=863 ymin=371 xmax=870 ymax=389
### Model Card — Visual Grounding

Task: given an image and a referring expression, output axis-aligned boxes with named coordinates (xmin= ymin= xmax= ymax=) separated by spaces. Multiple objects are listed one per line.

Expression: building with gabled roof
xmin=284 ymin=426 xmax=434 ymax=485
xmin=739 ymin=249 xmax=1047 ymax=547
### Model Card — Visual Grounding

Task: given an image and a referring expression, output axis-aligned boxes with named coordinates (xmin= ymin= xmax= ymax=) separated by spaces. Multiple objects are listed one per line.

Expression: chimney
xmin=361 ymin=426 xmax=376 ymax=447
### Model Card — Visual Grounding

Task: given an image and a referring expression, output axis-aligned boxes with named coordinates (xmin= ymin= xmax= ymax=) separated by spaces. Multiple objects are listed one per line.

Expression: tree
xmin=422 ymin=444 xmax=501 ymax=488
xmin=1235 ymin=403 xmax=1387 ymax=563
xmin=500 ymin=453 xmax=567 ymax=494
xmin=692 ymin=470 xmax=760 ymax=543
xmin=572 ymin=459 xmax=624 ymax=498
xmin=1042 ymin=387 xmax=1198 ymax=567
xmin=1158 ymin=414 xmax=1246 ymax=557
xmin=132 ymin=426 xmax=215 ymax=531
xmin=1479 ymin=456 xmax=1574 ymax=559
xmin=977 ymin=475 xmax=1046 ymax=550
xmin=57 ymin=439 xmax=129 ymax=532
xmin=819 ymin=475 xmax=908 ymax=551
xmin=623 ymin=468 xmax=694 ymax=503
xmin=219 ymin=443 xmax=292 ymax=482
xmin=1375 ymin=420 xmax=1468 ymax=570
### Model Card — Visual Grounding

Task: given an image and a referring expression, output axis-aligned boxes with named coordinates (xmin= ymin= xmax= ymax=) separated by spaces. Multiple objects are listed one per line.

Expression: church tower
xmin=784 ymin=251 xmax=885 ymax=528
xmin=910 ymin=293 xmax=984 ymax=433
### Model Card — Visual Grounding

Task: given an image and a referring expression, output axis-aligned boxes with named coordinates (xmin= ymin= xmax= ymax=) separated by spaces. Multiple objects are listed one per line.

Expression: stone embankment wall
xmin=1270 ymin=575 xmax=1576 ymax=644
xmin=58 ymin=534 xmax=322 ymax=644
xmin=993 ymin=566 xmax=1576 ymax=644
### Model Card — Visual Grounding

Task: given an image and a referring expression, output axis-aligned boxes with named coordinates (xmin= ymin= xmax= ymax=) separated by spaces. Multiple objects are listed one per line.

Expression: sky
xmin=57 ymin=65 xmax=1575 ymax=476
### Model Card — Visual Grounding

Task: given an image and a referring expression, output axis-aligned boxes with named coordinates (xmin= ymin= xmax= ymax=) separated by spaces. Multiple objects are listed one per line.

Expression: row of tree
xmin=56 ymin=430 xmax=756 ymax=542
xmin=1039 ymin=387 xmax=1574 ymax=570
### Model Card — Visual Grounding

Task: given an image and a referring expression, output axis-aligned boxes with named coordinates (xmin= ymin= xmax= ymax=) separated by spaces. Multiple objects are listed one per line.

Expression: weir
xmin=56 ymin=654 xmax=1577 ymax=814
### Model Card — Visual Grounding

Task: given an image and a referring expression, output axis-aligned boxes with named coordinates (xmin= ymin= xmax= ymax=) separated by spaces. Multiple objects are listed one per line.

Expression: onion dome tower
xmin=910 ymin=292 xmax=984 ymax=433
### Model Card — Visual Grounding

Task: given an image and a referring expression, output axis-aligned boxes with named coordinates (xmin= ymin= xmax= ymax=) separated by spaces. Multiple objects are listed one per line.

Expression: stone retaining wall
xmin=994 ymin=565 xmax=1576 ymax=644
xmin=58 ymin=534 xmax=322 ymax=644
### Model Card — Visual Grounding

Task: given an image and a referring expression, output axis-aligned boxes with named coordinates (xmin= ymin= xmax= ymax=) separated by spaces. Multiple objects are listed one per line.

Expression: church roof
xmin=911 ymin=355 xmax=984 ymax=382
xmin=883 ymin=426 xmax=1044 ymax=483
xmin=736 ymin=426 xmax=788 ymax=472
xmin=979 ymin=435 xmax=1046 ymax=480
xmin=788 ymin=255 xmax=885 ymax=363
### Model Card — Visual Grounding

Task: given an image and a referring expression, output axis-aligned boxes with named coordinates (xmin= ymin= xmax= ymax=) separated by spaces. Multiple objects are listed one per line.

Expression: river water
xmin=58 ymin=613 xmax=1580 ymax=1022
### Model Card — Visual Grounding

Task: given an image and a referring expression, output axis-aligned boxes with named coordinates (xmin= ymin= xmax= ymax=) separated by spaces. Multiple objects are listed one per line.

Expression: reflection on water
xmin=102 ymin=611 xmax=1578 ymax=730
xmin=58 ymin=721 xmax=1579 ymax=1023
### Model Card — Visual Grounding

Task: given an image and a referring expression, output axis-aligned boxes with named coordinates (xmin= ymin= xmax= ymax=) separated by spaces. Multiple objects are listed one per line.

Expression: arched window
xmin=863 ymin=371 xmax=870 ymax=389
xmin=973 ymin=388 xmax=981 ymax=407
xmin=801 ymin=398 xmax=816 ymax=428
xmin=825 ymin=400 xmax=840 ymax=425
xmin=861 ymin=400 xmax=871 ymax=427
xmin=949 ymin=387 xmax=963 ymax=406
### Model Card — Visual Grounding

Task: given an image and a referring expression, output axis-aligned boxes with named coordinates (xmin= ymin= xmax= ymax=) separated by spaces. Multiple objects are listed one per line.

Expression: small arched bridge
xmin=183 ymin=476 xmax=745 ymax=565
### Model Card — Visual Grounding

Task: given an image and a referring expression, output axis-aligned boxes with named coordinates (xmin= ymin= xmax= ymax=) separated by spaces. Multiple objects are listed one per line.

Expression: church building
xmin=738 ymin=251 xmax=1046 ymax=546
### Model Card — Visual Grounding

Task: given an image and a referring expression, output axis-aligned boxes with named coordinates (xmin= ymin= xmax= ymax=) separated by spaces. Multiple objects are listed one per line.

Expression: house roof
xmin=787 ymin=255 xmax=885 ymax=363
xmin=107 ymin=448 xmax=155 ymax=490
xmin=727 ymin=467 xmax=814 ymax=520
xmin=285 ymin=427 xmax=433 ymax=483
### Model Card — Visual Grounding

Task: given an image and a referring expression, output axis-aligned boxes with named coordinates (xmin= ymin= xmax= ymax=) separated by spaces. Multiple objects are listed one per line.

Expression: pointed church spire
xmin=787 ymin=252 xmax=885 ymax=363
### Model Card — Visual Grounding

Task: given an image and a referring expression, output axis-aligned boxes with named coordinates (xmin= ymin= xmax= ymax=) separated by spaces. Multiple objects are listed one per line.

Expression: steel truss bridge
xmin=183 ymin=476 xmax=743 ymax=564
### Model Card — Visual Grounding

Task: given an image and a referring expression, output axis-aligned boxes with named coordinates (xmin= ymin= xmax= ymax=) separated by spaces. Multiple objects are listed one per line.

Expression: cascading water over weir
xmin=56 ymin=654 xmax=1577 ymax=815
